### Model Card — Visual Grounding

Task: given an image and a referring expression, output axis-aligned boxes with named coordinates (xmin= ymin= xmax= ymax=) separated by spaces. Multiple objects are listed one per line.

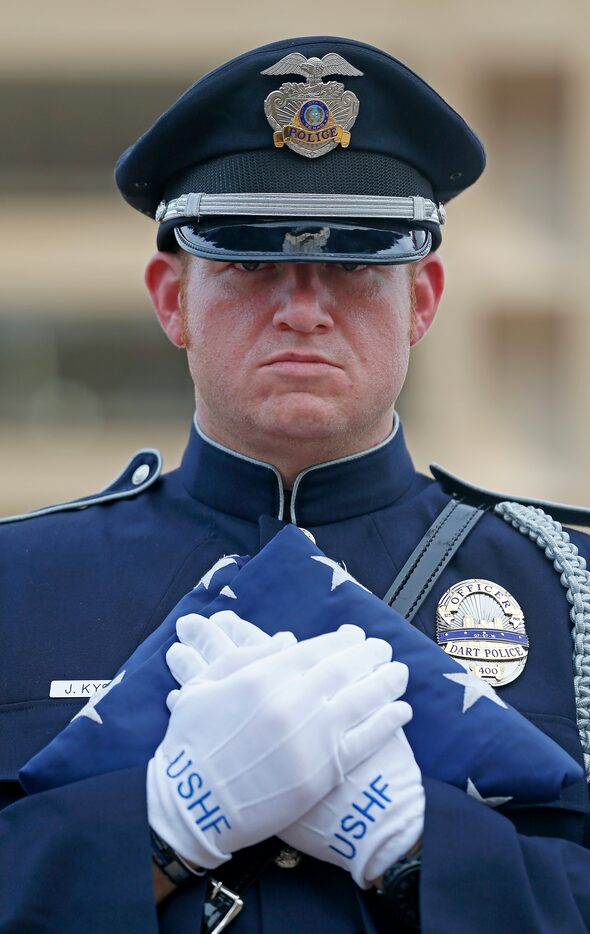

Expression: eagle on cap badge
xmin=261 ymin=53 xmax=363 ymax=158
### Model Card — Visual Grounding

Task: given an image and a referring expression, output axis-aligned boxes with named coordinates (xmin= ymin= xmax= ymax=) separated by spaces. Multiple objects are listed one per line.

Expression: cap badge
xmin=436 ymin=579 xmax=528 ymax=688
xmin=261 ymin=53 xmax=363 ymax=159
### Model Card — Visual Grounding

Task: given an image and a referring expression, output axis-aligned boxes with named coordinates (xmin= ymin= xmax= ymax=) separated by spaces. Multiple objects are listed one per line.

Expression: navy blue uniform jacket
xmin=1 ymin=419 xmax=590 ymax=932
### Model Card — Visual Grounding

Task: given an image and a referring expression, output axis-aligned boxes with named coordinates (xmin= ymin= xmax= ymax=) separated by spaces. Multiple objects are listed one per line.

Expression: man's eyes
xmin=235 ymin=262 xmax=264 ymax=272
xmin=336 ymin=263 xmax=367 ymax=273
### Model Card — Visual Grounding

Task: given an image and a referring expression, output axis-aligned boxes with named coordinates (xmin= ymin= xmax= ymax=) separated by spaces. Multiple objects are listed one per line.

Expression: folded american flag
xmin=21 ymin=525 xmax=582 ymax=803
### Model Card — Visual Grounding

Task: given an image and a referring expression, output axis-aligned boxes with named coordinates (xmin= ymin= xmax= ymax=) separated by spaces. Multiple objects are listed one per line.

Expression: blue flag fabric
xmin=21 ymin=526 xmax=582 ymax=802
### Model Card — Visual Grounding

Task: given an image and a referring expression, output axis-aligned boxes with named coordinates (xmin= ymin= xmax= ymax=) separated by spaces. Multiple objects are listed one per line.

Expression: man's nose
xmin=271 ymin=265 xmax=335 ymax=333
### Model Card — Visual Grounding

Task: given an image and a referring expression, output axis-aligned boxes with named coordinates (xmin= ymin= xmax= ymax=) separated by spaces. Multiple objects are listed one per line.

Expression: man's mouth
xmin=261 ymin=352 xmax=342 ymax=372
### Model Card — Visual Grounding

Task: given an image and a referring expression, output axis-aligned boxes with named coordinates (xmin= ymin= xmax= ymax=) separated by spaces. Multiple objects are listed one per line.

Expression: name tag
xmin=50 ymin=680 xmax=111 ymax=698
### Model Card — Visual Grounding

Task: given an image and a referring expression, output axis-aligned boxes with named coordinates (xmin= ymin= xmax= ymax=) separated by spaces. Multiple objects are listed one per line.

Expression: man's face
xmin=177 ymin=258 xmax=418 ymax=458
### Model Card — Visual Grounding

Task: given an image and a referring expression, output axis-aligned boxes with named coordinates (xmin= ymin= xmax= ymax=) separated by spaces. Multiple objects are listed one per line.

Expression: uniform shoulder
xmin=430 ymin=463 xmax=590 ymax=529
xmin=0 ymin=447 xmax=163 ymax=526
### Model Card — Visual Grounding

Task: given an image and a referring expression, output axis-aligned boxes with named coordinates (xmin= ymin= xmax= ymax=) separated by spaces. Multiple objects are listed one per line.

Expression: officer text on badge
xmin=436 ymin=579 xmax=528 ymax=687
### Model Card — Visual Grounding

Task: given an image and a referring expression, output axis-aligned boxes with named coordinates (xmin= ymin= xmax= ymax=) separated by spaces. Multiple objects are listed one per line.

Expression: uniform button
xmin=131 ymin=464 xmax=150 ymax=486
xmin=275 ymin=847 xmax=302 ymax=869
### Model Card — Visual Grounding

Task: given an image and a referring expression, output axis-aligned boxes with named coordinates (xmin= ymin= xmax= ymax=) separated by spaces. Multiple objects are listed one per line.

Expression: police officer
xmin=2 ymin=35 xmax=590 ymax=933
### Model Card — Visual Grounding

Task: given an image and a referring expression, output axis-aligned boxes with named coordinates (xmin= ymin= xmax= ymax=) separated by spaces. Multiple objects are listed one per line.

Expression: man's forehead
xmin=117 ymin=36 xmax=485 ymax=265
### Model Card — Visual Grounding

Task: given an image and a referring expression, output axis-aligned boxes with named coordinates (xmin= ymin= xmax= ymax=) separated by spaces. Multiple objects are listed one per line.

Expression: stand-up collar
xmin=178 ymin=415 xmax=417 ymax=526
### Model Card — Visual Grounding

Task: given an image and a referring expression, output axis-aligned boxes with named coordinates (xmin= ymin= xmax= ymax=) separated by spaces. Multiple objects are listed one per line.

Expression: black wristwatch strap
xmin=378 ymin=845 xmax=422 ymax=930
xmin=150 ymin=827 xmax=207 ymax=887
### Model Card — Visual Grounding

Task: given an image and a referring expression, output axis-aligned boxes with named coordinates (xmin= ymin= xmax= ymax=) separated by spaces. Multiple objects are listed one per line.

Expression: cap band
xmin=162 ymin=149 xmax=435 ymax=203
xmin=156 ymin=192 xmax=446 ymax=226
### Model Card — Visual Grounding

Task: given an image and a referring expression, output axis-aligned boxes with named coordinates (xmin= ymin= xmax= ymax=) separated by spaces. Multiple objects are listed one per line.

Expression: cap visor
xmin=173 ymin=218 xmax=432 ymax=264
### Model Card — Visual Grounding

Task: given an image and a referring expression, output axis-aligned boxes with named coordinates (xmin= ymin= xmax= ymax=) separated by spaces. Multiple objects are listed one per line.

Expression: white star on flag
xmin=466 ymin=778 xmax=513 ymax=808
xmin=310 ymin=555 xmax=370 ymax=592
xmin=197 ymin=556 xmax=239 ymax=590
xmin=443 ymin=669 xmax=507 ymax=713
xmin=72 ymin=670 xmax=126 ymax=725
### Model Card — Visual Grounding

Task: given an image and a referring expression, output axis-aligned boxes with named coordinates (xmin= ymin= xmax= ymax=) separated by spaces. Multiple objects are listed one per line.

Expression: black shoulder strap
xmin=383 ymin=498 xmax=487 ymax=621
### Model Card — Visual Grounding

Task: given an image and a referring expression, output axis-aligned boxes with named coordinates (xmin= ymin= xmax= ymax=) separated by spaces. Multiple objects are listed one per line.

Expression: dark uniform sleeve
xmin=0 ymin=767 xmax=164 ymax=933
xmin=420 ymin=777 xmax=590 ymax=934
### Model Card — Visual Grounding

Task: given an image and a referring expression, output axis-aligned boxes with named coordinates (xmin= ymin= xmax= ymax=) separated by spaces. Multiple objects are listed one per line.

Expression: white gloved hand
xmin=280 ymin=727 xmax=424 ymax=888
xmin=163 ymin=611 xmax=422 ymax=883
xmin=148 ymin=625 xmax=411 ymax=868
xmin=166 ymin=610 xmax=295 ymax=710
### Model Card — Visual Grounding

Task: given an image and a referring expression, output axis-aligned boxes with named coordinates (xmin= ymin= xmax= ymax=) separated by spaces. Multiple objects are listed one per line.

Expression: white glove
xmin=148 ymin=625 xmax=411 ymax=868
xmin=165 ymin=610 xmax=296 ymax=710
xmin=164 ymin=611 xmax=422 ymax=884
xmin=165 ymin=611 xmax=422 ymax=883
xmin=280 ymin=728 xmax=424 ymax=888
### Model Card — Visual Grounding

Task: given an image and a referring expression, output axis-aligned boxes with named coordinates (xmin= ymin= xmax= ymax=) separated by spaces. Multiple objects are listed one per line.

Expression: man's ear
xmin=145 ymin=251 xmax=185 ymax=348
xmin=410 ymin=252 xmax=445 ymax=346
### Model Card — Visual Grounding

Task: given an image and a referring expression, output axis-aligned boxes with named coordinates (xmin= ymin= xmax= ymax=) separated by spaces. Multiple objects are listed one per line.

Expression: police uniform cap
xmin=115 ymin=36 xmax=486 ymax=265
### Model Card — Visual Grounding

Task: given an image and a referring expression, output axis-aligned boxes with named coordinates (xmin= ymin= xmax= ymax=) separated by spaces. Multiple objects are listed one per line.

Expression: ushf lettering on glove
xmin=156 ymin=610 xmax=421 ymax=886
xmin=280 ymin=727 xmax=424 ymax=887
xmin=162 ymin=750 xmax=232 ymax=834
xmin=329 ymin=774 xmax=395 ymax=858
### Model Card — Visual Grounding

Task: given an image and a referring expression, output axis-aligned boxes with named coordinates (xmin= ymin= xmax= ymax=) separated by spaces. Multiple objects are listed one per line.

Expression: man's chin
xmin=255 ymin=393 xmax=348 ymax=443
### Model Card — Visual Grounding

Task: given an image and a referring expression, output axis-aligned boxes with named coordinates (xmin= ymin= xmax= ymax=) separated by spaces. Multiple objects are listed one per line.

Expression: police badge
xmin=261 ymin=53 xmax=363 ymax=158
xmin=436 ymin=579 xmax=528 ymax=687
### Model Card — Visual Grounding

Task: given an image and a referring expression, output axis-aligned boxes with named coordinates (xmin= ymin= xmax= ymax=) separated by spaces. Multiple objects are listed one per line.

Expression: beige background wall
xmin=2 ymin=0 xmax=589 ymax=514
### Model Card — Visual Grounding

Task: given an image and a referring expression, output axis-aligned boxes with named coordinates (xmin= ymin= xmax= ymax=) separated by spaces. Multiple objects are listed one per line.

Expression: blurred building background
xmin=2 ymin=0 xmax=590 ymax=514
